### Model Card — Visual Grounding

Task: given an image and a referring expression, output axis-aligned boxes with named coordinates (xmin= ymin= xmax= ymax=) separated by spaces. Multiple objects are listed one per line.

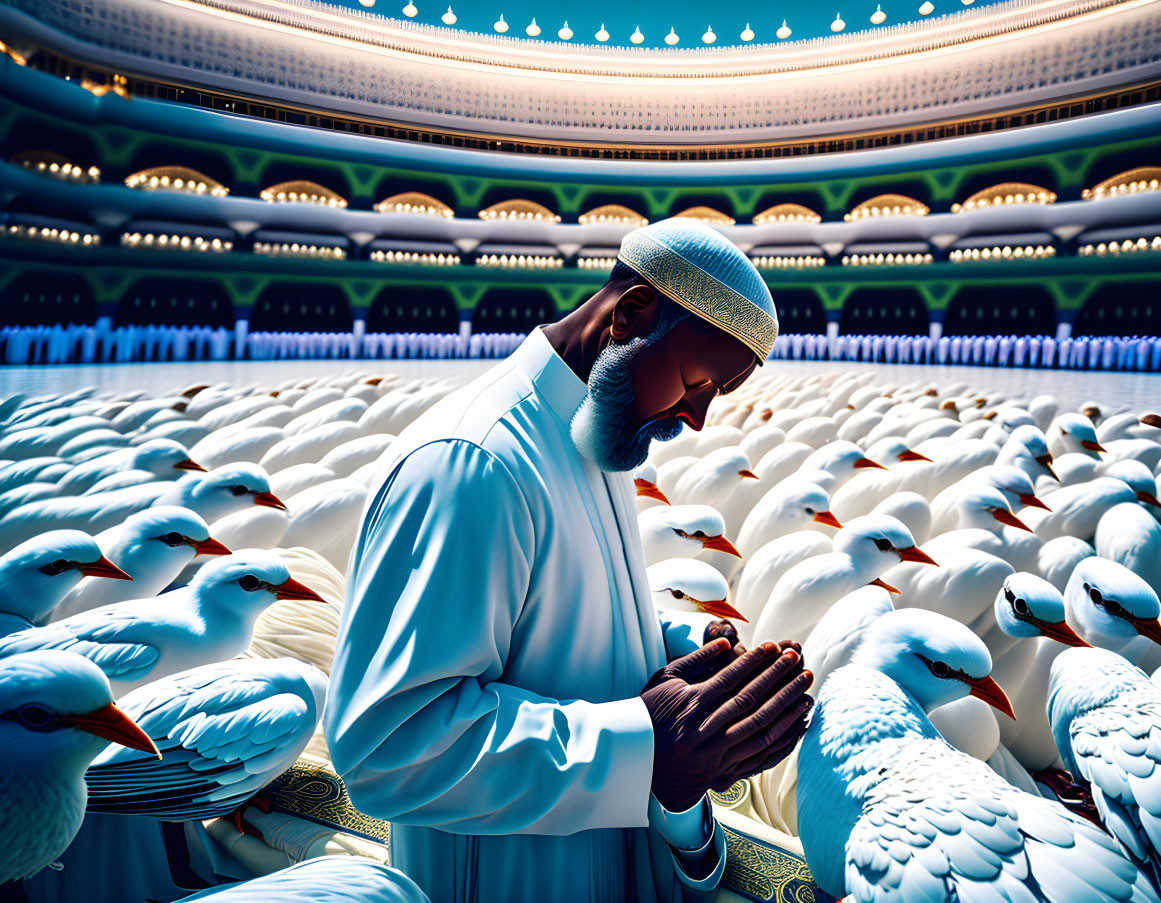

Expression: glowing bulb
xmin=830 ymin=12 xmax=845 ymax=31
xmin=595 ymin=23 xmax=609 ymax=41
xmin=493 ymin=14 xmax=508 ymax=32
xmin=919 ymin=1 xmax=934 ymax=13
xmin=740 ymin=23 xmax=754 ymax=40
xmin=441 ymin=6 xmax=456 ymax=24
xmin=961 ymin=0 xmax=973 ymax=4
xmin=402 ymin=1 xmax=417 ymax=15
xmin=630 ymin=26 xmax=644 ymax=43
xmin=665 ymin=27 xmax=679 ymax=44
xmin=526 ymin=17 xmax=540 ymax=35
xmin=558 ymin=21 xmax=573 ymax=39
xmin=701 ymin=25 xmax=716 ymax=43
xmin=870 ymin=3 xmax=885 ymax=23
xmin=776 ymin=19 xmax=791 ymax=38
xmin=358 ymin=0 xmax=374 ymax=6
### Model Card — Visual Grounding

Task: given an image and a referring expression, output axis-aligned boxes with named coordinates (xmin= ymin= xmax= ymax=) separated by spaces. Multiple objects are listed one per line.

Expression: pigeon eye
xmin=930 ymin=660 xmax=951 ymax=678
xmin=692 ymin=531 xmax=706 ymax=539
xmin=39 ymin=559 xmax=71 ymax=576
xmin=230 ymin=485 xmax=249 ymax=496
xmin=1089 ymin=587 xmax=1103 ymax=605
xmin=16 ymin=705 xmax=56 ymax=731
xmin=804 ymin=507 xmax=815 ymax=515
xmin=237 ymin=575 xmax=262 ymax=591
xmin=160 ymin=532 xmax=185 ymax=546
xmin=1104 ymin=600 xmax=1124 ymax=616
xmin=669 ymin=589 xmax=686 ymax=600
xmin=1013 ymin=598 xmax=1029 ymax=616
xmin=673 ymin=529 xmax=689 ymax=539
xmin=874 ymin=538 xmax=893 ymax=552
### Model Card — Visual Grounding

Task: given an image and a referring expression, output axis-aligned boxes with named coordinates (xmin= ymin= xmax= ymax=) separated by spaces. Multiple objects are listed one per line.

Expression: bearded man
xmin=326 ymin=218 xmax=813 ymax=902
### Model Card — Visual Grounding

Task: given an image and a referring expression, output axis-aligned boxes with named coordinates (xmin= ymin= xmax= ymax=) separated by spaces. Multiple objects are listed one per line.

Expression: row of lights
xmin=1078 ymin=236 xmax=1161 ymax=257
xmin=949 ymin=245 xmax=1056 ymax=262
xmin=120 ymin=232 xmax=232 ymax=252
xmin=842 ymin=252 xmax=934 ymax=266
xmin=577 ymin=257 xmax=617 ymax=269
xmin=1081 ymin=172 xmax=1161 ymax=201
xmin=476 ymin=253 xmax=564 ymax=269
xmin=950 ymin=187 xmax=1057 ymax=213
xmin=844 ymin=196 xmax=931 ymax=221
xmin=253 ymin=241 xmax=347 ymax=259
xmin=370 ymin=249 xmax=461 ymax=265
xmin=3 ymin=224 xmax=100 ymax=246
xmin=125 ymin=169 xmax=229 ymax=197
xmin=752 ymin=255 xmax=827 ymax=269
xmin=478 ymin=206 xmax=561 ymax=223
xmin=18 ymin=158 xmax=100 ymax=184
xmin=399 ymin=1 xmax=974 ymax=41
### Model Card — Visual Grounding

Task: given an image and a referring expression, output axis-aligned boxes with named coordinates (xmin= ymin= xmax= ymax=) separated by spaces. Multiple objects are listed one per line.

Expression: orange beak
xmin=853 ymin=457 xmax=887 ymax=471
xmin=1037 ymin=619 xmax=1091 ymax=648
xmin=364 ymin=376 xmax=385 ymax=386
xmin=1036 ymin=453 xmax=1058 ymax=481
xmin=967 ymin=675 xmax=1015 ymax=720
xmin=991 ymin=508 xmax=1033 ymax=533
xmin=896 ymin=546 xmax=938 ymax=566
xmin=78 ymin=556 xmax=134 ymax=581
xmin=634 ymin=479 xmax=671 ymax=505
xmin=897 ymin=449 xmax=932 ymax=463
xmin=173 ymin=458 xmax=207 ymax=472
xmin=180 ymin=384 xmax=210 ymax=398
xmin=253 ymin=491 xmax=287 ymax=510
xmin=1136 ymin=490 xmax=1161 ymax=508
xmin=813 ymin=511 xmax=842 ymax=529
xmin=700 ymin=534 xmax=742 ymax=558
xmin=695 ymin=597 xmax=749 ymax=623
xmin=1017 ymin=493 xmax=1051 ymax=512
xmin=191 ymin=536 xmax=231 ymax=556
xmin=869 ymin=577 xmax=901 ymax=594
xmin=737 ymin=469 xmax=759 ymax=480
xmin=272 ymin=576 xmax=326 ymax=602
xmin=1081 ymin=439 xmax=1107 ymax=454
xmin=1130 ymin=615 xmax=1161 ymax=647
xmin=68 ymin=703 xmax=160 ymax=758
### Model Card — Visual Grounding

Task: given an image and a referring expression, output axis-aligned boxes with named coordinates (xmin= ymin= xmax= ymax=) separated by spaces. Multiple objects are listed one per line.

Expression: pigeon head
xmin=0 ymin=531 xmax=132 ymax=624
xmin=185 ymin=464 xmax=285 ymax=522
xmin=1066 ymin=558 xmax=1161 ymax=651
xmin=981 ymin=465 xmax=1049 ymax=513
xmin=1103 ymin=460 xmax=1161 ymax=509
xmin=190 ymin=551 xmax=325 ymax=617
xmin=646 ymin=558 xmax=745 ymax=622
xmin=994 ymin=572 xmax=1088 ymax=647
xmin=120 ymin=506 xmax=231 ymax=565
xmin=834 ymin=515 xmax=936 ymax=583
xmin=864 ymin=437 xmax=931 ymax=466
xmin=999 ymin=425 xmax=1055 ymax=481
xmin=638 ymin=504 xmax=740 ymax=560
xmin=953 ymin=485 xmax=1032 ymax=533
xmin=632 ymin=462 xmax=669 ymax=505
xmin=1054 ymin=413 xmax=1106 ymax=458
xmin=801 ymin=441 xmax=886 ymax=486
xmin=131 ymin=439 xmax=205 ymax=476
xmin=0 ymin=651 xmax=157 ymax=766
xmin=853 ymin=608 xmax=1013 ymax=718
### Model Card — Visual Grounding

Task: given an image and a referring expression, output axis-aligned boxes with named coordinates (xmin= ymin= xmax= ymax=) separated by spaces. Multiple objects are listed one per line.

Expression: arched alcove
xmin=472 ymin=288 xmax=557 ymax=333
xmin=0 ymin=271 xmax=95 ymax=326
xmin=943 ymin=285 xmax=1056 ymax=336
xmin=1074 ymin=281 xmax=1161 ymax=337
xmin=250 ymin=284 xmax=351 ymax=332
xmin=366 ymin=285 xmax=460 ymax=333
xmin=840 ymin=287 xmax=929 ymax=336
xmin=116 ymin=278 xmax=234 ymax=328
xmin=771 ymin=288 xmax=827 ymax=334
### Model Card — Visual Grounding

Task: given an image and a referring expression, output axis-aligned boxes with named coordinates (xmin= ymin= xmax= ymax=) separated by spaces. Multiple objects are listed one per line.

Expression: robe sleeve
xmin=325 ymin=438 xmax=657 ymax=835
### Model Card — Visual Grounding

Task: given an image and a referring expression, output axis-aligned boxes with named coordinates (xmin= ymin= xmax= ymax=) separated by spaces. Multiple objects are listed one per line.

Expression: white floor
xmin=1 ymin=358 xmax=1158 ymax=416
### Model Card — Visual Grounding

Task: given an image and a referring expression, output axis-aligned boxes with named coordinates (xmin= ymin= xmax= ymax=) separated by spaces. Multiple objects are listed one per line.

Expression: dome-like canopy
xmin=578 ymin=204 xmax=648 ymax=226
xmin=753 ymin=203 xmax=821 ymax=225
xmin=125 ymin=166 xmax=228 ymax=197
xmin=478 ymin=199 xmax=561 ymax=222
xmin=375 ymin=192 xmax=454 ymax=217
xmin=1082 ymin=167 xmax=1161 ymax=201
xmin=673 ymin=206 xmax=735 ymax=225
xmin=260 ymin=180 xmax=347 ymax=208
xmin=951 ymin=182 xmax=1056 ymax=212
xmin=12 ymin=150 xmax=100 ymax=184
xmin=844 ymin=194 xmax=929 ymax=222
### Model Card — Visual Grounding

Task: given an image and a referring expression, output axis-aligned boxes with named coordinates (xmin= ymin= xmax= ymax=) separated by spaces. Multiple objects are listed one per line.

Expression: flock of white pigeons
xmin=0 ymin=363 xmax=1160 ymax=902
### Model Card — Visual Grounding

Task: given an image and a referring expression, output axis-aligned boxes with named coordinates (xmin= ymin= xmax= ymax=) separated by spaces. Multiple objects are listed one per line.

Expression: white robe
xmin=326 ymin=328 xmax=725 ymax=902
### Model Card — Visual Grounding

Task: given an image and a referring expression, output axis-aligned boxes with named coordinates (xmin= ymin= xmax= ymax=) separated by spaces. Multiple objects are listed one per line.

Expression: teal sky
xmin=333 ymin=0 xmax=1003 ymax=47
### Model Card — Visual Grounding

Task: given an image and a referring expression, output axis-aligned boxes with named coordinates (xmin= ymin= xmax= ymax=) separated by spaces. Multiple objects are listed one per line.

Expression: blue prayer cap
xmin=617 ymin=218 xmax=777 ymax=361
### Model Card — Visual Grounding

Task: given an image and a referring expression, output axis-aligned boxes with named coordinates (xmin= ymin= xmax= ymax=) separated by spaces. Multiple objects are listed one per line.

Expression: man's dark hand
xmin=641 ymin=639 xmax=813 ymax=812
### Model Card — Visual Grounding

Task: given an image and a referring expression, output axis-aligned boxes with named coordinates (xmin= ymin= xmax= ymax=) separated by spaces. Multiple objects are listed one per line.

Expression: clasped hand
xmin=641 ymin=638 xmax=813 ymax=813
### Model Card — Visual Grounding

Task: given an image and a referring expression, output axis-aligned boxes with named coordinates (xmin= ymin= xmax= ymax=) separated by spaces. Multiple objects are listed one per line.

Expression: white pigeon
xmin=632 ymin=461 xmax=671 ymax=512
xmin=797 ymin=608 xmax=1158 ymax=903
xmin=53 ymin=507 xmax=231 ymax=620
xmin=1096 ymin=502 xmax=1161 ymax=601
xmin=1048 ymin=413 xmax=1108 ymax=460
xmin=0 ymin=531 xmax=132 ymax=634
xmin=55 ymin=439 xmax=206 ymax=496
xmin=920 ymin=485 xmax=1038 ymax=571
xmin=0 ymin=650 xmax=158 ymax=883
xmin=85 ymin=657 xmax=326 ymax=819
xmin=752 ymin=515 xmax=935 ymax=645
xmin=1065 ymin=558 xmax=1161 ymax=672
xmin=637 ymin=505 xmax=741 ymax=567
xmin=734 ymin=478 xmax=841 ymax=563
xmin=732 ymin=531 xmax=834 ymax=640
xmin=1049 ymin=647 xmax=1161 ymax=887
xmin=0 ymin=552 xmax=325 ymax=693
xmin=646 ymin=558 xmax=745 ymax=623
xmin=1020 ymin=476 xmax=1138 ymax=542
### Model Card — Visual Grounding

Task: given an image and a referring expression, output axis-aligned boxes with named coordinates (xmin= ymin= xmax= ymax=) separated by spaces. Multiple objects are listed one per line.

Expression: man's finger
xmin=721 ymin=720 xmax=809 ymax=783
xmin=698 ymin=650 xmax=803 ymax=735
xmin=776 ymin=640 xmax=801 ymax=655
xmin=722 ymin=670 xmax=814 ymax=745
xmin=693 ymin=643 xmax=783 ymax=708
xmin=665 ymin=638 xmax=735 ymax=683
xmin=725 ymin=693 xmax=813 ymax=764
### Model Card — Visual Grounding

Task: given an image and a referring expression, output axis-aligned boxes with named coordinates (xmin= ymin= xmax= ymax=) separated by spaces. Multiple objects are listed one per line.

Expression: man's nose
xmin=681 ymin=384 xmax=717 ymax=432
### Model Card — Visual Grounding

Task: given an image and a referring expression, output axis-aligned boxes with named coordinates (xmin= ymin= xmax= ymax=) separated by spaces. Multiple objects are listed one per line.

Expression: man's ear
xmin=610 ymin=283 xmax=659 ymax=343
